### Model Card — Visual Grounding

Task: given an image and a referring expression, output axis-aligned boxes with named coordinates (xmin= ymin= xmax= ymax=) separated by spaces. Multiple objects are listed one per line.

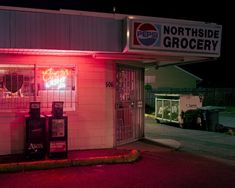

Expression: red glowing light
xmin=42 ymin=68 xmax=69 ymax=89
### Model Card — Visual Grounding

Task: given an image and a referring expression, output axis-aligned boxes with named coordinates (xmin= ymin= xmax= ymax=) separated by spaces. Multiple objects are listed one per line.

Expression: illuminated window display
xmin=0 ymin=64 xmax=76 ymax=111
xmin=41 ymin=68 xmax=71 ymax=90
xmin=37 ymin=66 xmax=76 ymax=110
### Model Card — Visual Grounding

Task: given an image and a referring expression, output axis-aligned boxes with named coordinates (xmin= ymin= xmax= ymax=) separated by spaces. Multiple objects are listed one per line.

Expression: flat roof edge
xmin=0 ymin=6 xmax=222 ymax=26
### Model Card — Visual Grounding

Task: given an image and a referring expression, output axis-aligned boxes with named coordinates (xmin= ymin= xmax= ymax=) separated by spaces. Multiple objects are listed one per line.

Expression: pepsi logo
xmin=136 ymin=23 xmax=159 ymax=46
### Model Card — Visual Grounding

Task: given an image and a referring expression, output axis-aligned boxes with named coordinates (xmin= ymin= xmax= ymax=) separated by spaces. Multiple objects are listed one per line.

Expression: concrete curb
xmin=143 ymin=137 xmax=182 ymax=150
xmin=0 ymin=149 xmax=140 ymax=173
xmin=145 ymin=114 xmax=155 ymax=119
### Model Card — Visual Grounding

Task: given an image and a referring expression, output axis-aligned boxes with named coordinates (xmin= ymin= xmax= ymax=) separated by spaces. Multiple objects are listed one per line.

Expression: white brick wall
xmin=0 ymin=56 xmax=115 ymax=155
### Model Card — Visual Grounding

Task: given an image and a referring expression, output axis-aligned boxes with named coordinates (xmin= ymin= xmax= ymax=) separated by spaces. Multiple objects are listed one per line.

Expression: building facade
xmin=0 ymin=6 xmax=222 ymax=155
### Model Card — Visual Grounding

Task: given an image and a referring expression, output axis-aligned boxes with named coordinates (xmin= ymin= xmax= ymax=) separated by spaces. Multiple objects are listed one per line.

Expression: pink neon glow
xmin=42 ymin=68 xmax=69 ymax=89
xmin=0 ymin=48 xmax=93 ymax=56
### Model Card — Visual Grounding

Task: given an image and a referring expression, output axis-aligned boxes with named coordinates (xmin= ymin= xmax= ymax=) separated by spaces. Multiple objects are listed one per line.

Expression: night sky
xmin=0 ymin=0 xmax=233 ymax=87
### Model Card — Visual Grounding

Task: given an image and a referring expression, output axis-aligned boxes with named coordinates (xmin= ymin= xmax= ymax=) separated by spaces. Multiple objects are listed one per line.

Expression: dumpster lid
xmin=199 ymin=106 xmax=225 ymax=111
xmin=154 ymin=94 xmax=180 ymax=97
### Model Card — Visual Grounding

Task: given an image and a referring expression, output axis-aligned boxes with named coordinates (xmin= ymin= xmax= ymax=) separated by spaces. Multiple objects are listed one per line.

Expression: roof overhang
xmin=0 ymin=48 xmax=215 ymax=68
xmin=0 ymin=6 xmax=222 ymax=68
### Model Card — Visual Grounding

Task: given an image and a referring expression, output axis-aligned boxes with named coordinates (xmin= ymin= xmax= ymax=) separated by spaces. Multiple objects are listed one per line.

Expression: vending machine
xmin=47 ymin=101 xmax=68 ymax=159
xmin=25 ymin=102 xmax=46 ymax=160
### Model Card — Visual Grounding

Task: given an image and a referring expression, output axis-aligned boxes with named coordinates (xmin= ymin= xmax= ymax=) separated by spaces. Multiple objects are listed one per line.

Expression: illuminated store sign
xmin=128 ymin=19 xmax=222 ymax=57
xmin=42 ymin=68 xmax=69 ymax=89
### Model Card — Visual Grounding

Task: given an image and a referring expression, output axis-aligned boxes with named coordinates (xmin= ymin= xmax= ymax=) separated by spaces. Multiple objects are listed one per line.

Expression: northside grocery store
xmin=0 ymin=6 xmax=222 ymax=155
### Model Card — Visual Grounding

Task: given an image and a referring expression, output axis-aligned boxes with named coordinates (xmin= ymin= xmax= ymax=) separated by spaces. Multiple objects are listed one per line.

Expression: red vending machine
xmin=25 ymin=102 xmax=46 ymax=160
xmin=47 ymin=101 xmax=68 ymax=159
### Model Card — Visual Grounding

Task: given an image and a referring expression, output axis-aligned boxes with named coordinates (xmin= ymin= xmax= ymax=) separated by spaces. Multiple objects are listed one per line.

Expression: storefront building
xmin=0 ymin=6 xmax=222 ymax=155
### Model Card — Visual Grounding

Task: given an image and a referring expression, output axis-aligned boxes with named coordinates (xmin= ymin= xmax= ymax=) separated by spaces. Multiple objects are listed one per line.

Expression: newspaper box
xmin=47 ymin=101 xmax=68 ymax=159
xmin=25 ymin=102 xmax=46 ymax=160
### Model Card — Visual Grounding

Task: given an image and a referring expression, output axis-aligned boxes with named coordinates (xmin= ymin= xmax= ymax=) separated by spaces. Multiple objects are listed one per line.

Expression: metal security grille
xmin=116 ymin=64 xmax=144 ymax=145
xmin=36 ymin=66 xmax=76 ymax=111
xmin=0 ymin=64 xmax=76 ymax=111
xmin=0 ymin=65 xmax=35 ymax=110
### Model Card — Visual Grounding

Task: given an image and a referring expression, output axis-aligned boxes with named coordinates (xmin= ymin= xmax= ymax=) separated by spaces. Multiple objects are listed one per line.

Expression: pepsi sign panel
xmin=134 ymin=23 xmax=161 ymax=47
xmin=129 ymin=19 xmax=222 ymax=57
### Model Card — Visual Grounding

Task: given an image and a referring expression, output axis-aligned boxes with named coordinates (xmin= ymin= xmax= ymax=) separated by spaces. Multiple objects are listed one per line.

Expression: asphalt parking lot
xmin=1 ymin=141 xmax=235 ymax=188
xmin=145 ymin=115 xmax=235 ymax=165
xmin=219 ymin=111 xmax=235 ymax=128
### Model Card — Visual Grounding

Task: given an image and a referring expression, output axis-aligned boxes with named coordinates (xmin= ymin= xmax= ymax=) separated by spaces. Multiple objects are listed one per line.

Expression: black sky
xmin=0 ymin=0 xmax=233 ymax=87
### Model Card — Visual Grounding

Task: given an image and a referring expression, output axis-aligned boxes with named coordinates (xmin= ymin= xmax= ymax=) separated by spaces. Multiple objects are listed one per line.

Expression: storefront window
xmin=37 ymin=66 xmax=76 ymax=110
xmin=0 ymin=64 xmax=34 ymax=110
xmin=0 ymin=64 xmax=76 ymax=111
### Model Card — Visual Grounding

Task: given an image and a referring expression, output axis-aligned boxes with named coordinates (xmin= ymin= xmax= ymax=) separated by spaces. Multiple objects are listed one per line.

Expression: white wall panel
xmin=0 ymin=56 xmax=115 ymax=155
xmin=0 ymin=9 xmax=122 ymax=52
xmin=0 ymin=11 xmax=10 ymax=48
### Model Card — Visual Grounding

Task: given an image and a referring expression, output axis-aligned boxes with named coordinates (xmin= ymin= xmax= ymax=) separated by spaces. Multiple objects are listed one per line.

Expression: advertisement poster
xmin=50 ymin=141 xmax=66 ymax=152
xmin=52 ymin=119 xmax=65 ymax=138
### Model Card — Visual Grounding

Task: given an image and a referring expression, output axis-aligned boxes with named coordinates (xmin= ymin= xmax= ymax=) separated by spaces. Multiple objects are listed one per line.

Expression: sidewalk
xmin=0 ymin=148 xmax=140 ymax=173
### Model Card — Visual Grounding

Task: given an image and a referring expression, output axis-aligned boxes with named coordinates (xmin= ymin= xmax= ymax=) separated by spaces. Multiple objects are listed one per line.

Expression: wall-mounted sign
xmin=3 ymin=73 xmax=23 ymax=93
xmin=125 ymin=18 xmax=222 ymax=57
